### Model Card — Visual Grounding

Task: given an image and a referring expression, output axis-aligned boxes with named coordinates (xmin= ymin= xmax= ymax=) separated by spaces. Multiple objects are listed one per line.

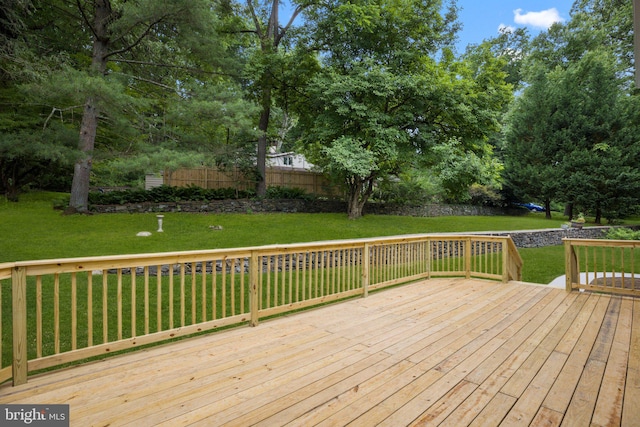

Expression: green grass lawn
xmin=2 ymin=191 xmax=635 ymax=376
xmin=0 ymin=191 xmax=623 ymax=284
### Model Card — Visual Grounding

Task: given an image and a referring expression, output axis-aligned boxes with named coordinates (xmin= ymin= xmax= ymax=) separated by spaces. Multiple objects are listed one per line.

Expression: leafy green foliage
xmin=370 ymin=173 xmax=438 ymax=205
xmin=296 ymin=0 xmax=511 ymax=219
xmin=502 ymin=65 xmax=561 ymax=213
xmin=605 ymin=227 xmax=640 ymax=240
xmin=88 ymin=185 xmax=256 ymax=205
xmin=8 ymin=0 xmax=248 ymax=210
xmin=297 ymin=3 xmax=507 ymax=218
xmin=569 ymin=0 xmax=634 ymax=77
xmin=0 ymin=118 xmax=77 ymax=201
xmin=265 ymin=186 xmax=310 ymax=200
xmin=431 ymin=138 xmax=504 ymax=203
xmin=504 ymin=48 xmax=640 ymax=223
xmin=469 ymin=184 xmax=504 ymax=207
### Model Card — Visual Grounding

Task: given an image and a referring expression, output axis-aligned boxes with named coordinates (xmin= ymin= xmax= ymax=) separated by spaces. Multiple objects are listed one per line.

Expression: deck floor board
xmin=0 ymin=278 xmax=637 ymax=426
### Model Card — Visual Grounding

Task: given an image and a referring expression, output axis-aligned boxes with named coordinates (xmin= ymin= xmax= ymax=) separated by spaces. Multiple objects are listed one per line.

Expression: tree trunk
xmin=3 ymin=176 xmax=19 ymax=202
xmin=256 ymin=87 xmax=271 ymax=197
xmin=595 ymin=203 xmax=602 ymax=224
xmin=68 ymin=99 xmax=98 ymax=212
xmin=346 ymin=176 xmax=374 ymax=219
xmin=544 ymin=198 xmax=551 ymax=219
xmin=564 ymin=203 xmax=574 ymax=220
xmin=68 ymin=0 xmax=110 ymax=213
xmin=1 ymin=163 xmax=19 ymax=202
xmin=347 ymin=190 xmax=365 ymax=219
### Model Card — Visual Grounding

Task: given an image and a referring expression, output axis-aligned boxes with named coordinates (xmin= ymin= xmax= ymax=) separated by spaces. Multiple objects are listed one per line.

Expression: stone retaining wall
xmin=472 ymin=227 xmax=614 ymax=248
xmin=91 ymin=199 xmax=524 ymax=216
xmin=91 ymin=199 xmax=635 ymax=249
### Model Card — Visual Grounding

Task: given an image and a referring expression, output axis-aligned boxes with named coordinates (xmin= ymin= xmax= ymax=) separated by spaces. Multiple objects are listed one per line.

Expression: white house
xmin=266 ymin=147 xmax=314 ymax=171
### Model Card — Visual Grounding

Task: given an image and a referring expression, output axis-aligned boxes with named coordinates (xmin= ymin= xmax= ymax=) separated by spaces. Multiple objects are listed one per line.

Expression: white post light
xmin=156 ymin=215 xmax=164 ymax=232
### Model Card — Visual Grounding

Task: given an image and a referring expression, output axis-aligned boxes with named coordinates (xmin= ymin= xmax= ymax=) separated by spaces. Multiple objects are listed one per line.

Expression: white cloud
xmin=498 ymin=23 xmax=516 ymax=34
xmin=513 ymin=8 xmax=564 ymax=29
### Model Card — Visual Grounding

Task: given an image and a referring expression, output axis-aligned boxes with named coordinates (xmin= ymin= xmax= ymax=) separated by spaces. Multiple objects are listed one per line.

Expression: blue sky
xmin=455 ymin=0 xmax=575 ymax=49
xmin=283 ymin=1 xmax=576 ymax=51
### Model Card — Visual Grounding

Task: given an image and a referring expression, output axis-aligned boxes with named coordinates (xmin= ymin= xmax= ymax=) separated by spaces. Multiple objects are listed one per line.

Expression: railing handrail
xmin=563 ymin=238 xmax=640 ymax=248
xmin=1 ymin=234 xmax=521 ymax=386
xmin=0 ymin=263 xmax=13 ymax=281
xmin=564 ymin=237 xmax=640 ymax=295
xmin=7 ymin=233 xmax=513 ymax=269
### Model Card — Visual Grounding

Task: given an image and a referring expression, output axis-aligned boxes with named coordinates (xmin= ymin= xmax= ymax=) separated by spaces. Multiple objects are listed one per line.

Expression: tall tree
xmin=504 ymin=50 xmax=640 ymax=222
xmin=0 ymin=0 xmax=80 ymax=200
xmin=241 ymin=0 xmax=312 ymax=196
xmin=503 ymin=1 xmax=640 ymax=221
xmin=502 ymin=66 xmax=566 ymax=218
xmin=553 ymin=51 xmax=640 ymax=222
xmin=296 ymin=0 xmax=509 ymax=218
xmin=570 ymin=0 xmax=634 ymax=76
xmin=23 ymin=0 xmax=232 ymax=212
xmin=635 ymin=0 xmax=640 ymax=87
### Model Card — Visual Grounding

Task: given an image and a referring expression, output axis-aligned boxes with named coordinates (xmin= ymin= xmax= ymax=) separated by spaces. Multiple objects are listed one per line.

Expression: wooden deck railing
xmin=0 ymin=234 xmax=521 ymax=386
xmin=564 ymin=238 xmax=640 ymax=296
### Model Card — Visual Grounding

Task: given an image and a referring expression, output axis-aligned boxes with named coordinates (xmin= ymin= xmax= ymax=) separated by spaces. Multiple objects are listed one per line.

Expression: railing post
xmin=465 ymin=238 xmax=472 ymax=279
xmin=362 ymin=243 xmax=370 ymax=298
xmin=12 ymin=266 xmax=27 ymax=385
xmin=249 ymin=251 xmax=260 ymax=327
xmin=426 ymin=237 xmax=432 ymax=279
xmin=564 ymin=239 xmax=578 ymax=292
xmin=502 ymin=239 xmax=509 ymax=283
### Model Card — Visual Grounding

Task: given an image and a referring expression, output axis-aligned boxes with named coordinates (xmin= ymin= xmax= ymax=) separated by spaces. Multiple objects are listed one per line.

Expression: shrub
xmin=52 ymin=195 xmax=70 ymax=210
xmin=148 ymin=185 xmax=180 ymax=202
xmin=370 ymin=178 xmax=435 ymax=205
xmin=88 ymin=185 xmax=261 ymax=205
xmin=175 ymin=185 xmax=210 ymax=201
xmin=605 ymin=227 xmax=640 ymax=240
xmin=469 ymin=184 xmax=503 ymax=207
xmin=266 ymin=186 xmax=310 ymax=200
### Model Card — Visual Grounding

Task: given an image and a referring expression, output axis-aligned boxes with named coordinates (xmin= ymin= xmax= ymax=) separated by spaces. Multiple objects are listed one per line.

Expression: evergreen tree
xmin=16 ymin=0 xmax=238 ymax=212
xmin=504 ymin=50 xmax=640 ymax=222
xmin=502 ymin=66 xmax=561 ymax=218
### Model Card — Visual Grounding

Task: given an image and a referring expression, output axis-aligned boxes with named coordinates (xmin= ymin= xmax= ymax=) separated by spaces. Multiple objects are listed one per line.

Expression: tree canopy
xmin=502 ymin=1 xmax=640 ymax=222
xmin=2 ymin=0 xmax=640 ymax=223
xmin=294 ymin=0 xmax=511 ymax=218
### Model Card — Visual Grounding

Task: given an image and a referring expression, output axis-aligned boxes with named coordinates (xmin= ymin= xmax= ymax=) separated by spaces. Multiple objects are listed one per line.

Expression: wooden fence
xmin=0 ymin=234 xmax=522 ymax=386
xmin=564 ymin=238 xmax=640 ymax=296
xmin=164 ymin=167 xmax=337 ymax=196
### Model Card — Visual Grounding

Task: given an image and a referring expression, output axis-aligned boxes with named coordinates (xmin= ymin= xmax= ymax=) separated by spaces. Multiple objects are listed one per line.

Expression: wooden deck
xmin=0 ymin=278 xmax=638 ymax=426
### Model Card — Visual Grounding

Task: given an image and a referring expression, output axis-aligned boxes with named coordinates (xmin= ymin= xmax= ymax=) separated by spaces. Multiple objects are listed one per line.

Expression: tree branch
xmin=246 ymin=0 xmax=264 ymax=40
xmin=76 ymin=0 xmax=97 ymax=39
xmin=116 ymin=73 xmax=178 ymax=92
xmin=112 ymin=58 xmax=240 ymax=78
xmin=274 ymin=5 xmax=306 ymax=46
xmin=43 ymin=105 xmax=83 ymax=130
xmin=104 ymin=14 xmax=170 ymax=60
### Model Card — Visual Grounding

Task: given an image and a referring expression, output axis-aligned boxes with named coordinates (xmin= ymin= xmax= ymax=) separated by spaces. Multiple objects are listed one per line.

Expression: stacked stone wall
xmin=91 ymin=200 xmax=636 ymax=248
xmin=91 ymin=199 xmax=523 ymax=216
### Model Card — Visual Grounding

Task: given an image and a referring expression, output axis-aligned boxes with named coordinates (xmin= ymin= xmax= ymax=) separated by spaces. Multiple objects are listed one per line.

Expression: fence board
xmin=164 ymin=167 xmax=336 ymax=196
